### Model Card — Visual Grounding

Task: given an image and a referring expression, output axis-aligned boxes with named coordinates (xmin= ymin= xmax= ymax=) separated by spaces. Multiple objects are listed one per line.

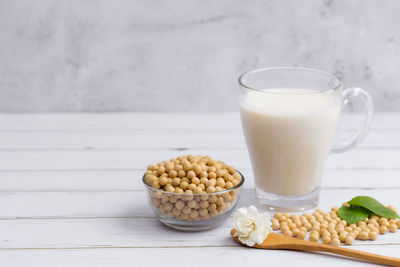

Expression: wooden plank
xmin=0 ymin=113 xmax=397 ymax=131
xmin=1 ymin=169 xmax=399 ymax=191
xmin=1 ymin=246 xmax=400 ymax=267
xmin=1 ymin=189 xmax=399 ymax=219
xmin=321 ymin=169 xmax=400 ymax=189
xmin=0 ymin=170 xmax=142 ymax=191
xmin=0 ymin=148 xmax=398 ymax=171
xmin=1 ymin=216 xmax=399 ymax=249
xmin=0 ymin=113 xmax=242 ymax=131
xmin=0 ymin=217 xmax=233 ymax=248
xmin=0 ymin=148 xmax=251 ymax=171
xmin=0 ymin=129 xmax=395 ymax=150
xmin=0 ymin=131 xmax=245 ymax=150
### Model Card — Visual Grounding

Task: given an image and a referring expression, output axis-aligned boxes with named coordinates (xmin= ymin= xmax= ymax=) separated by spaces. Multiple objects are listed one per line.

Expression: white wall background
xmin=0 ymin=0 xmax=399 ymax=112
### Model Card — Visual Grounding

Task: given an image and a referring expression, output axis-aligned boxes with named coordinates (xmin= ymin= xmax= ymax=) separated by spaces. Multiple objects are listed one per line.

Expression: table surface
xmin=1 ymin=112 xmax=399 ymax=267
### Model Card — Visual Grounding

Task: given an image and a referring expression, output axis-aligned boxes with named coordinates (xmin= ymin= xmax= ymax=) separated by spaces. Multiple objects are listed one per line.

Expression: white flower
xmin=233 ymin=206 xmax=272 ymax=247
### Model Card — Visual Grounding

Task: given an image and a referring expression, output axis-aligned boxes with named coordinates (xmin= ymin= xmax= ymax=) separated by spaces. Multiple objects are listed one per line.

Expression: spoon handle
xmin=231 ymin=230 xmax=400 ymax=266
xmin=291 ymin=242 xmax=400 ymax=267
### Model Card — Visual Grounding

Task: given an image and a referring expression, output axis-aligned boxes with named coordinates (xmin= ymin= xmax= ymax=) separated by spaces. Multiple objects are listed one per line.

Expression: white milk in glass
xmin=240 ymin=89 xmax=340 ymax=196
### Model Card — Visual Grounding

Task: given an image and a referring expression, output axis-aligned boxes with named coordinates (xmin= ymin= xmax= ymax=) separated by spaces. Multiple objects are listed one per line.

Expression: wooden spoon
xmin=231 ymin=229 xmax=400 ymax=266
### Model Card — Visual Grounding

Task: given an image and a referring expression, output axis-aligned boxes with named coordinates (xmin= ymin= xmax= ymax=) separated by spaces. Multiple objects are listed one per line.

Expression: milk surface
xmin=240 ymin=89 xmax=340 ymax=196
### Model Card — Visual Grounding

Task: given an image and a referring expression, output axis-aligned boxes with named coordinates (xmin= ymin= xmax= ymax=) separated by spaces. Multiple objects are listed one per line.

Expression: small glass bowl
xmin=142 ymin=172 xmax=244 ymax=231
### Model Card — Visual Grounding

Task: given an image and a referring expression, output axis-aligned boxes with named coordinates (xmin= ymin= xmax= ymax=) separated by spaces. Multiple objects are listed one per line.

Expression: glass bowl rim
xmin=142 ymin=170 xmax=245 ymax=196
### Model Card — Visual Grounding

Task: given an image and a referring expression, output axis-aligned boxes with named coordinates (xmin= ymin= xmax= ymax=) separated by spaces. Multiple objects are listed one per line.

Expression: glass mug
xmin=239 ymin=67 xmax=373 ymax=211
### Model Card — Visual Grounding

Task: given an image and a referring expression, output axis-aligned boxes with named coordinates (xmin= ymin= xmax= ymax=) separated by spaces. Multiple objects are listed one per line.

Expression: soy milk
xmin=240 ymin=89 xmax=340 ymax=196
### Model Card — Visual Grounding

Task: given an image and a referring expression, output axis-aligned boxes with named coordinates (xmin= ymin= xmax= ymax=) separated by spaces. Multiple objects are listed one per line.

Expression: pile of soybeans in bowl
xmin=142 ymin=155 xmax=244 ymax=231
xmin=271 ymin=205 xmax=400 ymax=246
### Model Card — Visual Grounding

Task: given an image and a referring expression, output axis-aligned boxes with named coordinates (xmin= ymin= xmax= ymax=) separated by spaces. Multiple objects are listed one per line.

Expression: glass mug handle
xmin=331 ymin=87 xmax=374 ymax=153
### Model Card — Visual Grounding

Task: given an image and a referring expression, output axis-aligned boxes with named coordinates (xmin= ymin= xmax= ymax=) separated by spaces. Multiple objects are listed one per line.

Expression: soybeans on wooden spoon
xmin=230 ymin=229 xmax=400 ymax=266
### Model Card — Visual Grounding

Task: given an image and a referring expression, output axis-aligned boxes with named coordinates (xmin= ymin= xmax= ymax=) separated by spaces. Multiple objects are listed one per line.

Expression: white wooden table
xmin=1 ymin=112 xmax=399 ymax=266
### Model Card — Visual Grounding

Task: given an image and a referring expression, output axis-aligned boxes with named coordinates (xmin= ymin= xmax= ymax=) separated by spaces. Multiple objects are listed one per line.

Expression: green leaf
xmin=338 ymin=206 xmax=371 ymax=224
xmin=347 ymin=196 xmax=400 ymax=219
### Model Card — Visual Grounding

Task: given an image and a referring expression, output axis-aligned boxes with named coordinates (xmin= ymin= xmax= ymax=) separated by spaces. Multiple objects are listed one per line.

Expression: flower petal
xmin=232 ymin=206 xmax=272 ymax=247
xmin=246 ymin=206 xmax=259 ymax=218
